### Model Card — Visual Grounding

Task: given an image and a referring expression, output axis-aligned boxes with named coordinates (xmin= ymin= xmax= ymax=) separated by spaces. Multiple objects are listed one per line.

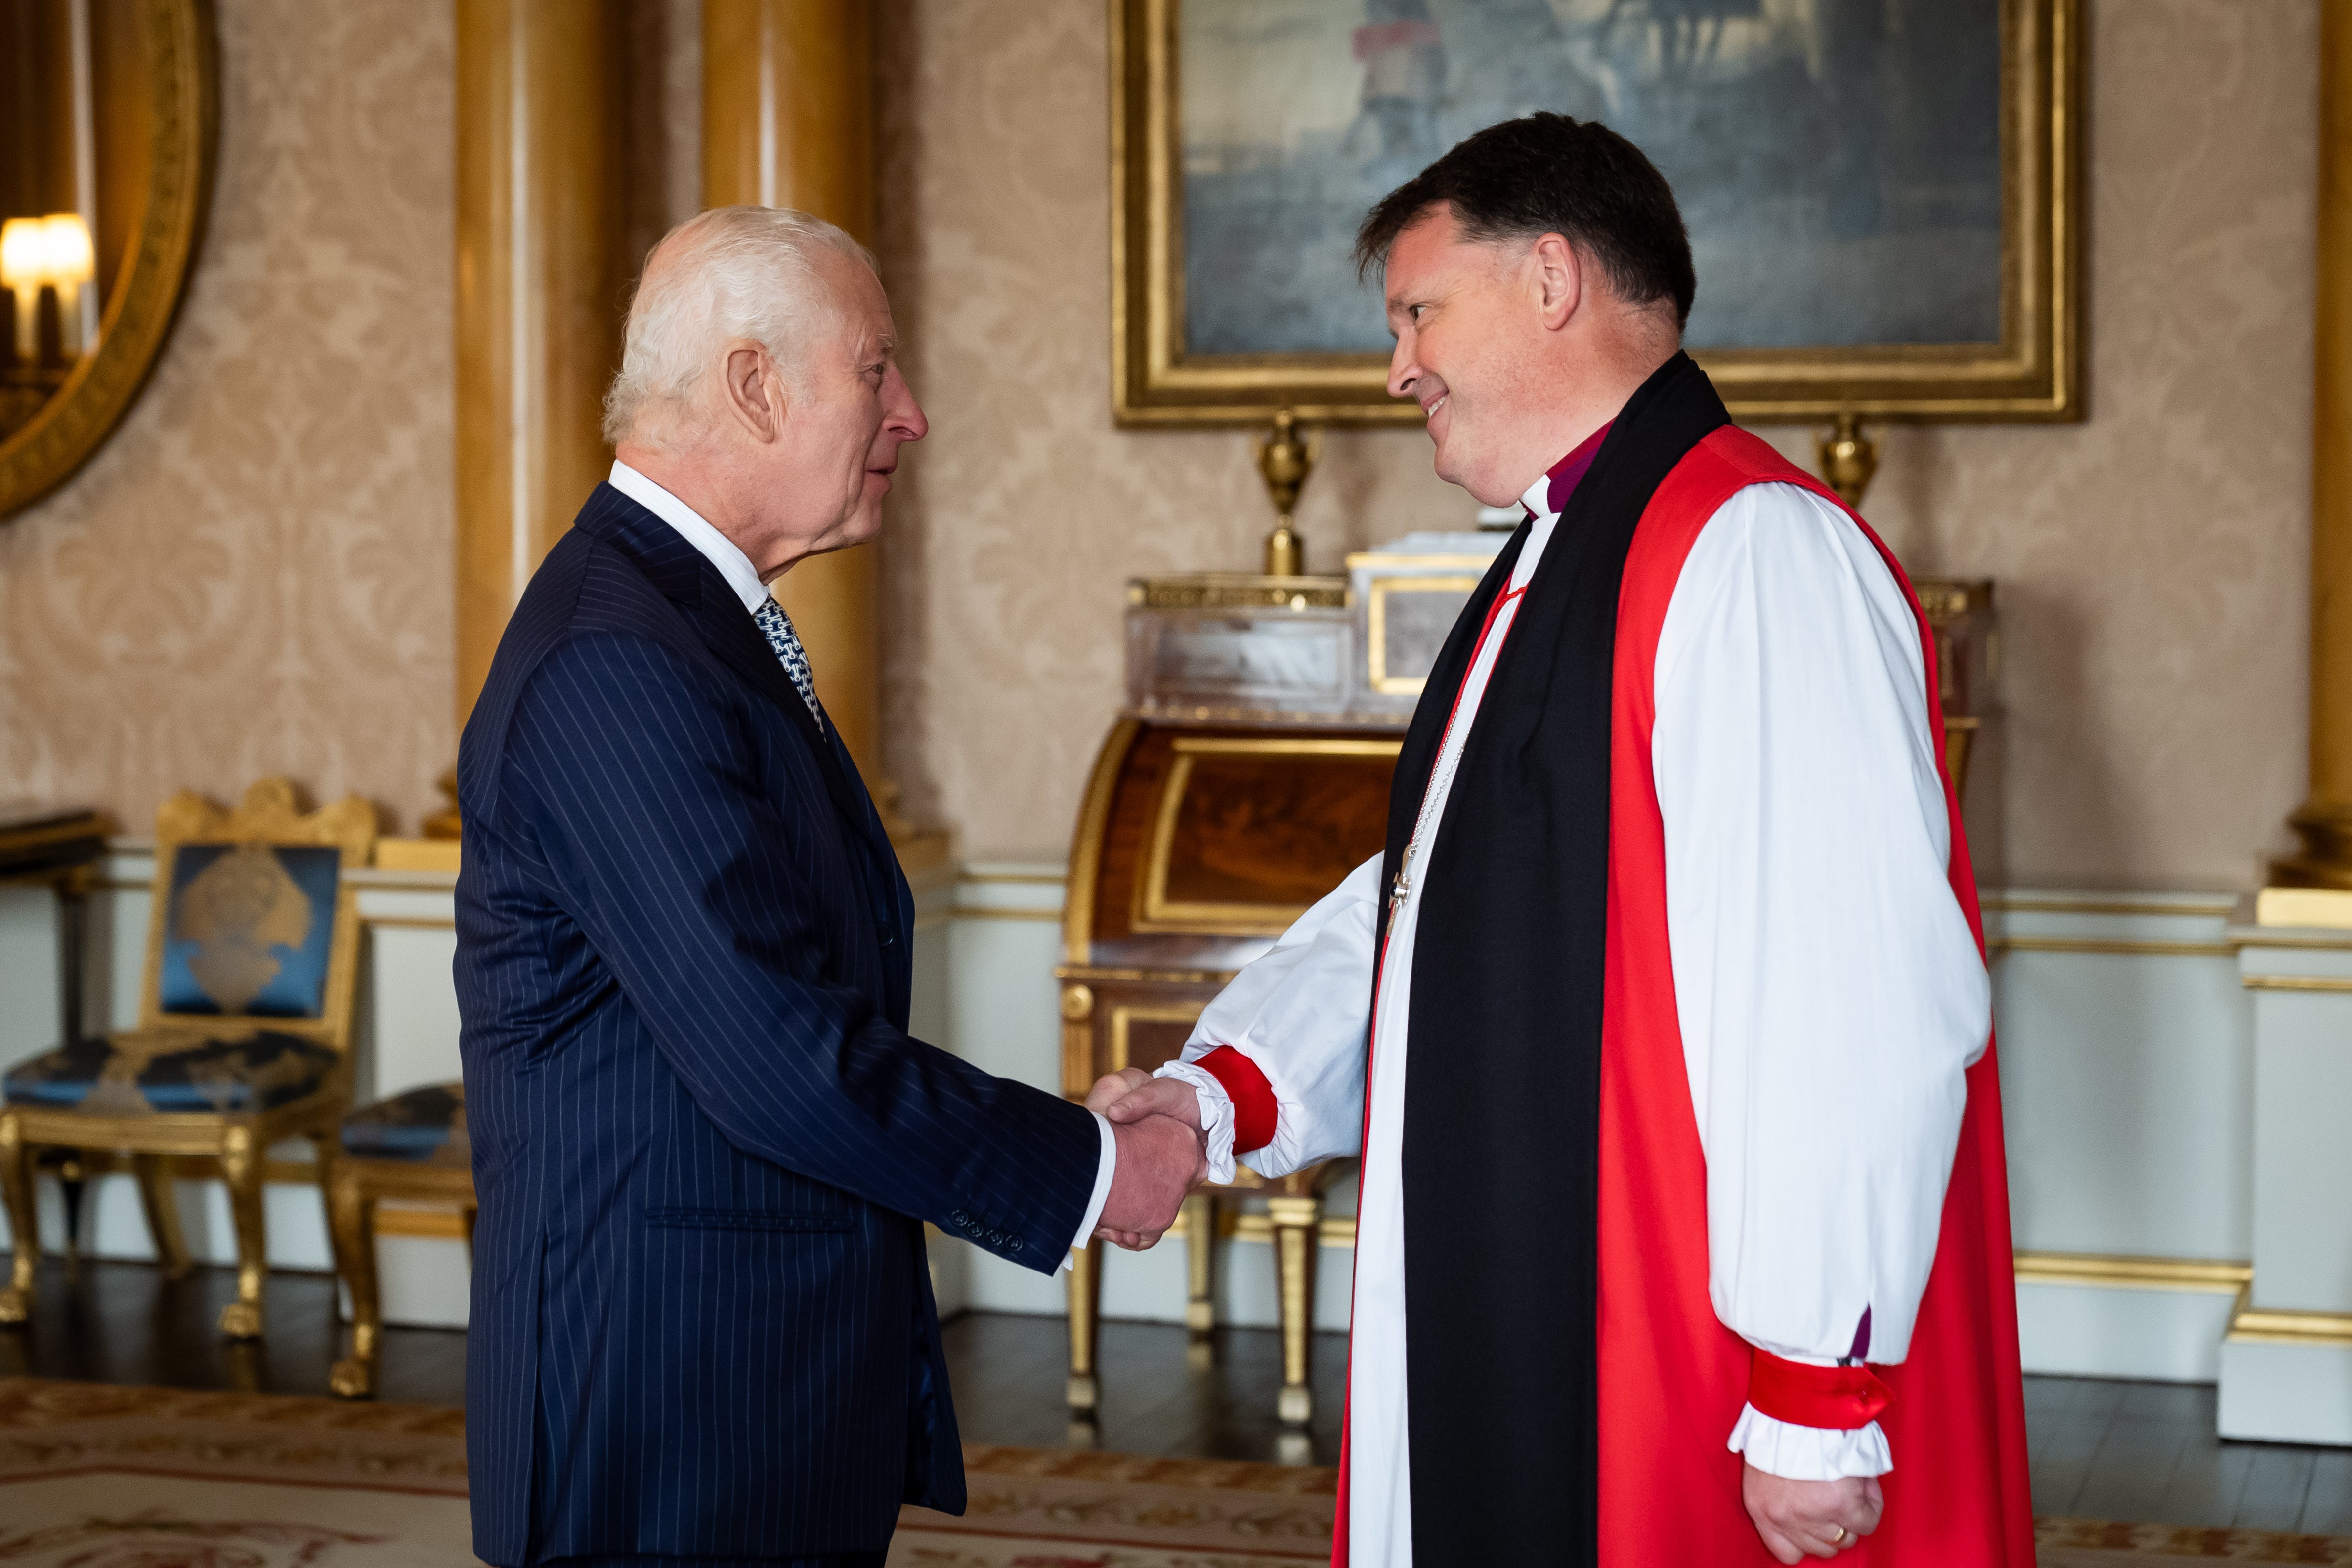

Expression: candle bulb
xmin=43 ymin=215 xmax=94 ymax=360
xmin=0 ymin=219 xmax=43 ymax=365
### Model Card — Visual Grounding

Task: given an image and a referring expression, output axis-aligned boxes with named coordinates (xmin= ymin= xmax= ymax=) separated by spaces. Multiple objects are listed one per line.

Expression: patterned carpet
xmin=2 ymin=1379 xmax=2347 ymax=1566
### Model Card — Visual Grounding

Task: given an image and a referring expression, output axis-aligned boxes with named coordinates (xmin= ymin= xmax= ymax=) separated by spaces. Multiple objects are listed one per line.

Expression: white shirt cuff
xmin=1153 ymin=1061 xmax=1236 ymax=1185
xmin=1728 ymin=1405 xmax=1893 ymax=1480
xmin=1060 ymin=1110 xmax=1117 ymax=1272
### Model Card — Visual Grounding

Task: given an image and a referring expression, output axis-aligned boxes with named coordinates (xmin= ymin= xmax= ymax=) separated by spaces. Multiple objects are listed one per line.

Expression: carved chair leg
xmin=56 ymin=1155 xmax=84 ymax=1266
xmin=133 ymin=1153 xmax=192 ymax=1279
xmin=1267 ymin=1194 xmax=1322 ymax=1427
xmin=1181 ymin=1191 xmax=1217 ymax=1366
xmin=326 ymin=1162 xmax=379 ymax=1398
xmin=0 ymin=1114 xmax=37 ymax=1325
xmin=216 ymin=1125 xmax=268 ymax=1340
xmin=1065 ymin=1238 xmax=1103 ymax=1415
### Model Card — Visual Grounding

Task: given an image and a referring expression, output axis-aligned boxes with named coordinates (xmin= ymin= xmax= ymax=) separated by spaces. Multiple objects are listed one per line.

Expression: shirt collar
xmin=1519 ymin=421 xmax=1614 ymax=526
xmin=608 ymin=460 xmax=771 ymax=616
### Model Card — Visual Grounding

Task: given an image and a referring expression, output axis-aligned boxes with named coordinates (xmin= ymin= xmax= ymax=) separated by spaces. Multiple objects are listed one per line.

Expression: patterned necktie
xmin=752 ymin=596 xmax=826 ymax=736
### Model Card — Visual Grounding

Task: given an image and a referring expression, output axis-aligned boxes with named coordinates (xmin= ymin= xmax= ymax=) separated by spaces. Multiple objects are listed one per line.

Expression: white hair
xmin=602 ymin=205 xmax=878 ymax=448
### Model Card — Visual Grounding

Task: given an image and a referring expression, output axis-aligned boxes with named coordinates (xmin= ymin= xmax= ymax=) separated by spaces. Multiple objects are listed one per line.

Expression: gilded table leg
xmin=326 ymin=1161 xmax=379 ymax=1399
xmin=132 ymin=1153 xmax=192 ymax=1279
xmin=1267 ymin=1194 xmax=1322 ymax=1427
xmin=1182 ymin=1191 xmax=1217 ymax=1368
xmin=216 ymin=1125 xmax=268 ymax=1340
xmin=1065 ymin=1238 xmax=1104 ymax=1415
xmin=0 ymin=1113 xmax=36 ymax=1325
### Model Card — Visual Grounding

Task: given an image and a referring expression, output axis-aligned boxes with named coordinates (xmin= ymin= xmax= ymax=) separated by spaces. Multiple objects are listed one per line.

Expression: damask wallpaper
xmin=0 ymin=0 xmax=2318 ymax=892
xmin=0 ymin=0 xmax=457 ymax=835
xmin=875 ymin=0 xmax=2318 ymax=889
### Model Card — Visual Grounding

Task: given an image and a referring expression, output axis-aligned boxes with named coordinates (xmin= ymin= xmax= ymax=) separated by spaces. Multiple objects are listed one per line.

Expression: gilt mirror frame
xmin=0 ymin=0 xmax=218 ymax=519
xmin=1111 ymin=0 xmax=2082 ymax=428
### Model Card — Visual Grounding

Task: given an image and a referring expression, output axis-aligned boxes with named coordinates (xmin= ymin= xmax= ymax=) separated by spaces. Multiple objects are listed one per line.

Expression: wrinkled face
xmin=1381 ymin=205 xmax=1539 ymax=508
xmin=775 ymin=252 xmax=928 ymax=551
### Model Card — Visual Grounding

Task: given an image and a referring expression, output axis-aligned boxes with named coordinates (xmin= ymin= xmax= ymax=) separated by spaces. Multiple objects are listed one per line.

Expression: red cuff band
xmin=1748 ymin=1349 xmax=1895 ymax=1430
xmin=1194 ymin=1046 xmax=1278 ymax=1154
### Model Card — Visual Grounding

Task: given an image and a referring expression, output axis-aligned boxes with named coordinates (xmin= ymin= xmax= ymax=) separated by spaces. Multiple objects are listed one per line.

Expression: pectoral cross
xmin=1388 ymin=842 xmax=1417 ymax=919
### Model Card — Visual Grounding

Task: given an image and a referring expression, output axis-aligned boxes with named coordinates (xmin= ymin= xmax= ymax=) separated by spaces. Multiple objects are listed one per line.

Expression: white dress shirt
xmin=609 ymin=461 xmax=1119 ymax=1264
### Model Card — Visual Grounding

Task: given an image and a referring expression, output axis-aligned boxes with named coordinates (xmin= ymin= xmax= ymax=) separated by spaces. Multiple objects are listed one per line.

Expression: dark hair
xmin=1354 ymin=112 xmax=1696 ymax=329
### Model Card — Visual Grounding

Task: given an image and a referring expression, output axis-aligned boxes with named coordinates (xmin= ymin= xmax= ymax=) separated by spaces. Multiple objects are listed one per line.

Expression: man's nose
xmin=1386 ymin=337 xmax=1418 ymax=401
xmin=887 ymin=365 xmax=928 ymax=441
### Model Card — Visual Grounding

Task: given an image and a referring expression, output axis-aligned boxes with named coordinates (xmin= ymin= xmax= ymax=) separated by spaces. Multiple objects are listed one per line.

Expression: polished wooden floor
xmin=5 ymin=1258 xmax=2351 ymax=1534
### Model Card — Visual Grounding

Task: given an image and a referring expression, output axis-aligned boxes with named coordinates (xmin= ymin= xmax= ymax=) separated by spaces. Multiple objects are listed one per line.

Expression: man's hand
xmin=1096 ymin=1071 xmax=1205 ymax=1134
xmin=1743 ymin=1465 xmax=1882 ymax=1562
xmin=1093 ymin=1109 xmax=1204 ymax=1249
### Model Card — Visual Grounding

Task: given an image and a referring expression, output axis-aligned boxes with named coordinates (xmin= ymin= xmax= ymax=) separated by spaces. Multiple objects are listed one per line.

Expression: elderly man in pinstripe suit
xmin=454 ymin=206 xmax=1205 ymax=1568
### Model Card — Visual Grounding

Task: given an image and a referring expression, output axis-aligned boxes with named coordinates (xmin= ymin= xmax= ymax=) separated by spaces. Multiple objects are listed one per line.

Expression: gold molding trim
xmin=1126 ymin=573 xmax=1348 ymax=611
xmin=0 ymin=0 xmax=219 ymax=517
xmin=1063 ymin=718 xmax=1142 ymax=965
xmin=1110 ymin=0 xmax=2080 ymax=425
xmin=1365 ymin=576 xmax=1481 ymax=698
xmin=1133 ymin=737 xmax=1402 ymax=936
xmin=1108 ymin=1001 xmax=1204 ymax=1073
xmin=2228 ymin=1295 xmax=2352 ymax=1347
xmin=2242 ymin=974 xmax=2352 ymax=993
xmin=375 ymin=1206 xmax=470 ymax=1240
xmin=2012 ymin=1250 xmax=2251 ymax=1293
xmin=1989 ymin=937 xmax=2235 ymax=958
xmin=1983 ymin=894 xmax=2241 ymax=918
xmin=961 ymin=871 xmax=1069 ymax=887
xmin=362 ymin=915 xmax=460 ymax=932
xmin=951 ymin=906 xmax=1064 ymax=923
xmin=1056 ymin=963 xmax=1240 ymax=987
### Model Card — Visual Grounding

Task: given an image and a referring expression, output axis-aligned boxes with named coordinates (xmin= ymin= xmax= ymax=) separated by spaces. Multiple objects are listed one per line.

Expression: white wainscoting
xmin=0 ymin=858 xmax=2295 ymax=1384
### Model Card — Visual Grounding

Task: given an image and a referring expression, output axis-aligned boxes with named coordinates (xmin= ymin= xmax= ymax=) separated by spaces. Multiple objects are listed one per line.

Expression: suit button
xmin=949 ymin=1209 xmax=969 ymax=1227
xmin=988 ymin=1230 xmax=1006 ymax=1247
xmin=876 ymin=921 xmax=898 ymax=950
xmin=1009 ymin=1238 xmax=1024 ymax=1254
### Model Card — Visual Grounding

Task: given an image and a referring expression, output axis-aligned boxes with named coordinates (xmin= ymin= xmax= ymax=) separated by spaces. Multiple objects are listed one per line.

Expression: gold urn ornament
xmin=1816 ymin=410 xmax=1880 ymax=511
xmin=1255 ymin=408 xmax=1320 ymax=577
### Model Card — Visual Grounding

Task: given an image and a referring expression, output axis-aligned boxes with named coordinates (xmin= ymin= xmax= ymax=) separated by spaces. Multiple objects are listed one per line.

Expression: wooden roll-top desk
xmin=1057 ymin=714 xmax=1394 ymax=1430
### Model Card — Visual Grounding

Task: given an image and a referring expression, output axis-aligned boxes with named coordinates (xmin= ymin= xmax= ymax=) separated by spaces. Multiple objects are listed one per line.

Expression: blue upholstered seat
xmin=2 ymin=1030 xmax=339 ymax=1115
xmin=340 ymin=1082 xmax=469 ymax=1167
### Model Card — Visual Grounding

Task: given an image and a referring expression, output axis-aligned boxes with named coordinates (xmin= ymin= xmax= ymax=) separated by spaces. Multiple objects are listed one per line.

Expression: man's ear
xmin=1528 ymin=233 xmax=1582 ymax=332
xmin=722 ymin=344 xmax=786 ymax=442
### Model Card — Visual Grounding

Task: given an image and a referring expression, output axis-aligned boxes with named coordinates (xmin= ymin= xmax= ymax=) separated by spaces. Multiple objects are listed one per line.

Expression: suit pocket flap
xmin=643 ymin=1205 xmax=854 ymax=1233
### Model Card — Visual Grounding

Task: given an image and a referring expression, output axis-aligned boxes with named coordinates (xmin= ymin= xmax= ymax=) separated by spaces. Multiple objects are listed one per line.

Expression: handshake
xmin=1084 ymin=1068 xmax=1211 ymax=1250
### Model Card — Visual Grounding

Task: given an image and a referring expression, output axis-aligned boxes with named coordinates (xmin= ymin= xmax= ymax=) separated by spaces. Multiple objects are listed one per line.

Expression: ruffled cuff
xmin=1151 ymin=1061 xmax=1236 ymax=1185
xmin=1727 ymin=1406 xmax=1893 ymax=1481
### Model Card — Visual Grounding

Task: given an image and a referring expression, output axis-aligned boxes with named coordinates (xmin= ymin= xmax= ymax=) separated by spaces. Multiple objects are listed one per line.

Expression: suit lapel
xmin=573 ymin=485 xmax=886 ymax=855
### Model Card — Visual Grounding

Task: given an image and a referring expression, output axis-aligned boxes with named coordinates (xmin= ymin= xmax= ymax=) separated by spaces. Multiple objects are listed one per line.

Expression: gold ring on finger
xmin=1830 ymin=1526 xmax=1847 ymax=1545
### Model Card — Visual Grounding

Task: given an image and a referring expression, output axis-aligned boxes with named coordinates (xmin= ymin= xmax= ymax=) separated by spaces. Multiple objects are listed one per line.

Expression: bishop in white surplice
xmin=1151 ymin=472 xmax=1991 ymax=1567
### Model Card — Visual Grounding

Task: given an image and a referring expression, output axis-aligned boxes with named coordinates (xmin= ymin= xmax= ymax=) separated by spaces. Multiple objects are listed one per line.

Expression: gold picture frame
xmin=0 ymin=0 xmax=219 ymax=518
xmin=1110 ymin=0 xmax=2082 ymax=427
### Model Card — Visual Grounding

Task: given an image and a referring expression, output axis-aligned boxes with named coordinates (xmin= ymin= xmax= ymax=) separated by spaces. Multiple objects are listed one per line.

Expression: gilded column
xmin=455 ymin=0 xmax=624 ymax=728
xmin=2277 ymin=3 xmax=2352 ymax=890
xmin=701 ymin=0 xmax=886 ymax=786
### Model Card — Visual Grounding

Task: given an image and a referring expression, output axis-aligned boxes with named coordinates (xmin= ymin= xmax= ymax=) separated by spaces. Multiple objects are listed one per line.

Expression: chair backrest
xmin=136 ymin=780 xmax=379 ymax=1053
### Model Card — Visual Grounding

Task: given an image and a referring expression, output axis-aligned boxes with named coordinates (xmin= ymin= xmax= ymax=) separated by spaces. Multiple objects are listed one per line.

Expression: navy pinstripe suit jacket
xmin=455 ymin=484 xmax=1101 ymax=1566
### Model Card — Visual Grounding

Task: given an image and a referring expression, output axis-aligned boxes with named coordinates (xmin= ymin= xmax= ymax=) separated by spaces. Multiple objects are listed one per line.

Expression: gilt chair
xmin=325 ymin=1079 xmax=473 ymax=1398
xmin=0 ymin=779 xmax=375 ymax=1339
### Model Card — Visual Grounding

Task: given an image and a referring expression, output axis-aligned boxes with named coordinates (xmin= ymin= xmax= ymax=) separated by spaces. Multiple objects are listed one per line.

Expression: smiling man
xmin=1095 ymin=116 xmax=2034 ymax=1566
xmin=454 ymin=206 xmax=1203 ymax=1568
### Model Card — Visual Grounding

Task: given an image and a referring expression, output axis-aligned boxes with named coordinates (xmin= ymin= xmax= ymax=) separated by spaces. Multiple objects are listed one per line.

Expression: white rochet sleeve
xmin=1153 ymin=854 xmax=1382 ymax=1185
xmin=1654 ymin=482 xmax=1993 ymax=1480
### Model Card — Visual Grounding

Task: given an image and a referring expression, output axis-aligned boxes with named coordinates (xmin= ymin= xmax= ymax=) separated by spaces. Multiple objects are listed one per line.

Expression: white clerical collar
xmin=1519 ymin=470 xmax=1558 ymax=527
xmin=608 ymin=460 xmax=770 ymax=615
